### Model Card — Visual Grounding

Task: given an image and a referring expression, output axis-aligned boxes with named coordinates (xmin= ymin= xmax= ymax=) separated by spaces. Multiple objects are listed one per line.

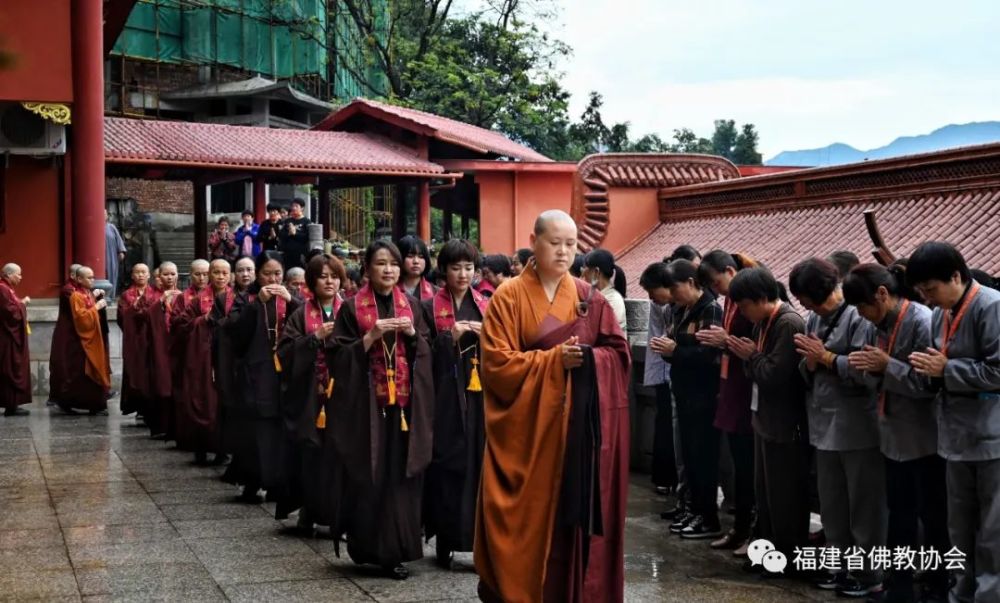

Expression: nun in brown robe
xmin=275 ymin=254 xmax=347 ymax=528
xmin=326 ymin=240 xmax=434 ymax=580
xmin=117 ymin=264 xmax=161 ymax=420
xmin=227 ymin=251 xmax=300 ymax=502
xmin=419 ymin=239 xmax=490 ymax=568
xmin=49 ymin=267 xmax=111 ymax=414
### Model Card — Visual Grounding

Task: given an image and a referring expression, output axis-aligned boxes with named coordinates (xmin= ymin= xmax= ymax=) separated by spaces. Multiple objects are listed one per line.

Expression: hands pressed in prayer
xmin=314 ymin=321 xmax=336 ymax=341
xmin=648 ymin=335 xmax=676 ymax=357
xmin=162 ymin=289 xmax=180 ymax=306
xmin=695 ymin=325 xmax=729 ymax=349
xmin=95 ymin=299 xmax=108 ymax=311
xmin=848 ymin=345 xmax=891 ymax=373
xmin=561 ymin=335 xmax=584 ymax=370
xmin=93 ymin=290 xmax=105 ymax=300
xmin=726 ymin=336 xmax=756 ymax=360
xmin=20 ymin=296 xmax=30 ymax=305
xmin=910 ymin=347 xmax=948 ymax=377
xmin=395 ymin=316 xmax=416 ymax=337
xmin=794 ymin=333 xmax=827 ymax=370
xmin=259 ymin=285 xmax=292 ymax=303
xmin=451 ymin=320 xmax=482 ymax=340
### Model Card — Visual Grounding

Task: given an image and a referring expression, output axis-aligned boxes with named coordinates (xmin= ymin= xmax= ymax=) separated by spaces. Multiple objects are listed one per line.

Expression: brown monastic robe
xmin=0 ymin=279 xmax=31 ymax=409
xmin=118 ymin=285 xmax=162 ymax=417
xmin=475 ymin=264 xmax=631 ymax=603
xmin=49 ymin=287 xmax=110 ymax=412
xmin=147 ymin=288 xmax=180 ymax=436
xmin=326 ymin=288 xmax=434 ymax=566
xmin=174 ymin=286 xmax=229 ymax=453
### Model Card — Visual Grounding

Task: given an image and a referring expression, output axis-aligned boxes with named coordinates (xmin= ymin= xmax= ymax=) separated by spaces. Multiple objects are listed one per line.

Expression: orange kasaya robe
xmin=475 ymin=263 xmax=631 ymax=603
xmin=70 ymin=290 xmax=111 ymax=392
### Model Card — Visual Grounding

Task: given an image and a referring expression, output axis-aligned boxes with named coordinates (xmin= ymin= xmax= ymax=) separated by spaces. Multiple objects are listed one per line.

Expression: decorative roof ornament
xmin=21 ymin=102 xmax=71 ymax=125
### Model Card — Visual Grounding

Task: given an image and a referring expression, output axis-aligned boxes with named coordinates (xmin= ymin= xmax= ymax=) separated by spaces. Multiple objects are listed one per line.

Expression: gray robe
xmin=800 ymin=302 xmax=879 ymax=451
xmin=105 ymin=222 xmax=126 ymax=297
xmin=932 ymin=283 xmax=1000 ymax=462
xmin=643 ymin=302 xmax=671 ymax=386
xmin=862 ymin=301 xmax=939 ymax=462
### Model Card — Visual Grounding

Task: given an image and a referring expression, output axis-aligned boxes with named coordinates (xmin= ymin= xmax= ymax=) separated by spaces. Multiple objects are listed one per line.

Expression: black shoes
xmin=679 ymin=515 xmax=723 ymax=540
xmin=837 ymin=578 xmax=883 ymax=598
xmin=817 ymin=572 xmax=850 ymax=590
xmin=669 ymin=512 xmax=694 ymax=533
xmin=385 ymin=564 xmax=409 ymax=580
xmin=660 ymin=503 xmax=686 ymax=520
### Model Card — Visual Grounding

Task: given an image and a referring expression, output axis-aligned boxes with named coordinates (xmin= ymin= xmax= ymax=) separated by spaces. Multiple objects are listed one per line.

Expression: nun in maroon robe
xmin=0 ymin=269 xmax=31 ymax=413
xmin=117 ymin=265 xmax=162 ymax=420
xmin=49 ymin=268 xmax=110 ymax=414
xmin=174 ymin=260 xmax=231 ymax=462
xmin=326 ymin=240 xmax=434 ymax=580
xmin=419 ymin=239 xmax=490 ymax=567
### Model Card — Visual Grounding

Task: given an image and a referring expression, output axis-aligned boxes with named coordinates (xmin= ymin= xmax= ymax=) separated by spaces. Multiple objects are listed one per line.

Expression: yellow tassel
xmin=273 ymin=352 xmax=282 ymax=373
xmin=386 ymin=369 xmax=396 ymax=406
xmin=25 ymin=321 xmax=31 ymax=335
xmin=467 ymin=358 xmax=482 ymax=392
xmin=325 ymin=377 xmax=334 ymax=398
xmin=400 ymin=410 xmax=409 ymax=432
xmin=316 ymin=405 xmax=326 ymax=429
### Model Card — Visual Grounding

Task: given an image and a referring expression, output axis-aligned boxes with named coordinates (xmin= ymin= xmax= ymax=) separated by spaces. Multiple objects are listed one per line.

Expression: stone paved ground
xmin=0 ymin=398 xmax=831 ymax=602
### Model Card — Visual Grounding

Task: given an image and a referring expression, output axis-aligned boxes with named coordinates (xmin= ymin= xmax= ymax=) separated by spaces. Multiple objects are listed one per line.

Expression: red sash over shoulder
xmin=432 ymin=286 xmax=489 ymax=333
xmin=355 ymin=284 xmax=413 ymax=408
xmin=305 ymin=296 xmax=341 ymax=397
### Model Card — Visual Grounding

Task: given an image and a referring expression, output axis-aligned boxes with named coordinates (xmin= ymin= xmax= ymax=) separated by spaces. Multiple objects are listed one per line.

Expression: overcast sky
xmin=546 ymin=0 xmax=1000 ymax=159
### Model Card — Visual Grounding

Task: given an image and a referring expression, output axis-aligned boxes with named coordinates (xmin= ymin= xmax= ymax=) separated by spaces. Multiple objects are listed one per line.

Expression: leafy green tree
xmin=733 ymin=123 xmax=763 ymax=165
xmin=710 ymin=119 xmax=738 ymax=160
xmin=669 ymin=128 xmax=714 ymax=154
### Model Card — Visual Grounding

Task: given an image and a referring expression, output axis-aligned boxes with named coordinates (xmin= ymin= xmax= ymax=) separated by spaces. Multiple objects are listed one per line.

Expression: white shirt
xmin=601 ymin=285 xmax=628 ymax=333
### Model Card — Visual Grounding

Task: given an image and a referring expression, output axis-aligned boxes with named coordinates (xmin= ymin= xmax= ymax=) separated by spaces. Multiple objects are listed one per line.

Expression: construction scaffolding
xmin=110 ymin=0 xmax=387 ymax=102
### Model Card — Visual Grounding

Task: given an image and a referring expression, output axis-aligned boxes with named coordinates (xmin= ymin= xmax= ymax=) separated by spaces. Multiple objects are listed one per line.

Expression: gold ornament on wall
xmin=20 ymin=102 xmax=71 ymax=125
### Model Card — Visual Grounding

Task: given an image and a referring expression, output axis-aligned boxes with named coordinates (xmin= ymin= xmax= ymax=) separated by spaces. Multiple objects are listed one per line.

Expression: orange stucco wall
xmin=0 ymin=156 xmax=64 ymax=298
xmin=476 ymin=170 xmax=573 ymax=253
xmin=602 ymin=187 xmax=660 ymax=254
xmin=0 ymin=0 xmax=74 ymax=102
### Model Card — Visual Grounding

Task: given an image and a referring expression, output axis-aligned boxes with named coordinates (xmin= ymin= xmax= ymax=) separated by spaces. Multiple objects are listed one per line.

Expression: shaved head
xmin=191 ymin=259 xmax=210 ymax=272
xmin=160 ymin=261 xmax=177 ymax=273
xmin=533 ymin=209 xmax=576 ymax=236
xmin=2 ymin=263 xmax=19 ymax=277
xmin=69 ymin=263 xmax=82 ymax=279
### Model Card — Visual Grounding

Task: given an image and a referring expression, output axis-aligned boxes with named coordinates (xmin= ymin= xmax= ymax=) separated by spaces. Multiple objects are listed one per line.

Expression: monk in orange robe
xmin=1 ymin=263 xmax=31 ymax=415
xmin=475 ymin=211 xmax=631 ymax=603
xmin=50 ymin=266 xmax=111 ymax=414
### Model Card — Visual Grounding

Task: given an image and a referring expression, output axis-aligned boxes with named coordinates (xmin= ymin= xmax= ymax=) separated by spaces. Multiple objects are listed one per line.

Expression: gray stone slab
xmin=148 ymin=487 xmax=243 ymax=506
xmin=0 ymin=545 xmax=73 ymax=572
xmin=159 ymin=502 xmax=271 ymax=522
xmin=0 ymin=568 xmax=80 ymax=599
xmin=75 ymin=562 xmax=220 ymax=597
xmin=138 ymin=476 xmax=238 ymax=494
xmin=69 ymin=539 xmax=200 ymax=569
xmin=63 ymin=522 xmax=182 ymax=547
xmin=0 ymin=527 xmax=65 ymax=550
xmin=82 ymin=588 xmax=227 ymax=603
xmin=349 ymin=562 xmax=480 ymax=603
xmin=186 ymin=535 xmax=316 ymax=561
xmin=200 ymin=553 xmax=335 ymax=586
xmin=173 ymin=517 xmax=286 ymax=540
xmin=223 ymin=578 xmax=374 ymax=603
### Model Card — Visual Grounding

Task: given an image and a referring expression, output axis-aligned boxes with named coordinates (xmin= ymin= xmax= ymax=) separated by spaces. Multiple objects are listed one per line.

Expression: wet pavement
xmin=0 ymin=398 xmax=830 ymax=602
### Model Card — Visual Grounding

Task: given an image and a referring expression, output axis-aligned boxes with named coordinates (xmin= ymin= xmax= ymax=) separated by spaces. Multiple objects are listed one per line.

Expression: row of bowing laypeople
xmin=105 ymin=211 xmax=633 ymax=601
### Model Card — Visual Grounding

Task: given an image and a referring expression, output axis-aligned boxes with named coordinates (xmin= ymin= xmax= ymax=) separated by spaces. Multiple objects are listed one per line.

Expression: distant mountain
xmin=766 ymin=122 xmax=1000 ymax=167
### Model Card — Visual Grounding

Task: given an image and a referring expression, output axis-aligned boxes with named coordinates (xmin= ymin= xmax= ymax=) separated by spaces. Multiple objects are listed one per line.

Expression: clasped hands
xmin=451 ymin=320 xmax=482 ymax=341
xmin=258 ymin=284 xmax=292 ymax=303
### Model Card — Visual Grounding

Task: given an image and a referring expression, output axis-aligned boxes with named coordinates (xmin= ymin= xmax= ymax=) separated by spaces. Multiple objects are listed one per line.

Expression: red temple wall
xmin=0 ymin=156 xmax=64 ymax=298
xmin=0 ymin=0 xmax=74 ymax=103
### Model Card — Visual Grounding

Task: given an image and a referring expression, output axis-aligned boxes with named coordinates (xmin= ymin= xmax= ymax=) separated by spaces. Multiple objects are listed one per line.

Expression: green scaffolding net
xmin=112 ymin=0 xmax=330 ymax=82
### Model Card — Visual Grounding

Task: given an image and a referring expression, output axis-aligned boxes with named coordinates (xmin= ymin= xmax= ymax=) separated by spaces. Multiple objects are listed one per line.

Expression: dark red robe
xmin=49 ymin=285 xmax=110 ymax=412
xmin=147 ymin=288 xmax=180 ymax=436
xmin=174 ymin=286 xmax=229 ymax=453
xmin=117 ymin=285 xmax=162 ymax=417
xmin=0 ymin=279 xmax=31 ymax=409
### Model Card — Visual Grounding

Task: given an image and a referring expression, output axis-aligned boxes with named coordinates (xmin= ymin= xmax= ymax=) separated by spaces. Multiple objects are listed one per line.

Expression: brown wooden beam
xmin=194 ymin=181 xmax=208 ymax=260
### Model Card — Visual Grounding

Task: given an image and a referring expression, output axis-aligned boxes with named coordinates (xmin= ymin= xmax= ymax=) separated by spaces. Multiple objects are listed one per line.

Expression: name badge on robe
xmin=751 ymin=384 xmax=760 ymax=412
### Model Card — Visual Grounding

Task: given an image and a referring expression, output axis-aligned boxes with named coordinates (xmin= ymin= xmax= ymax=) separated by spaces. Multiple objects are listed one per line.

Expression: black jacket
xmin=667 ymin=291 xmax=723 ymax=404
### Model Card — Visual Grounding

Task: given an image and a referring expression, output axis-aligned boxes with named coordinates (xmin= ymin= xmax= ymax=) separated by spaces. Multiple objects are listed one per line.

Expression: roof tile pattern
xmin=619 ymin=188 xmax=1000 ymax=298
xmin=104 ymin=117 xmax=446 ymax=176
xmin=315 ymin=98 xmax=551 ymax=162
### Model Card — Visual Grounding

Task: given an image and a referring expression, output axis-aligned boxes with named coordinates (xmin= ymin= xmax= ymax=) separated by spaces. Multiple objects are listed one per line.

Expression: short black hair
xmin=516 ymin=248 xmax=532 ymax=266
xmin=788 ymin=258 xmax=840 ymax=303
xmin=664 ymin=259 xmax=701 ymax=289
xmin=639 ymin=262 xmax=670 ymax=290
xmin=291 ymin=198 xmax=306 ymax=208
xmin=305 ymin=254 xmax=347 ymax=294
xmin=482 ymin=253 xmax=512 ymax=277
xmin=666 ymin=244 xmax=701 ymax=263
xmin=843 ymin=263 xmax=918 ymax=305
xmin=346 ymin=267 xmax=363 ymax=286
xmin=397 ymin=235 xmax=431 ymax=276
xmin=241 ymin=210 xmax=254 ymax=218
xmin=827 ymin=250 xmax=861 ymax=281
xmin=216 ymin=216 xmax=230 ymax=226
xmin=364 ymin=239 xmax=403 ymax=270
xmin=584 ymin=249 xmax=626 ymax=296
xmin=906 ymin=242 xmax=970 ymax=287
xmin=971 ymin=269 xmax=998 ymax=290
xmin=255 ymin=249 xmax=284 ymax=274
xmin=437 ymin=239 xmax=481 ymax=271
xmin=266 ymin=204 xmax=281 ymax=212
xmin=729 ymin=267 xmax=783 ymax=303
xmin=570 ymin=255 xmax=586 ymax=278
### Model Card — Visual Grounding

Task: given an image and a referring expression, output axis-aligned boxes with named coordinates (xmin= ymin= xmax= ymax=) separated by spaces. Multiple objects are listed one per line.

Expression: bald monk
xmin=475 ymin=211 xmax=631 ymax=603
xmin=1 ymin=263 xmax=31 ymax=416
xmin=118 ymin=264 xmax=162 ymax=419
xmin=148 ymin=262 xmax=181 ymax=439
xmin=47 ymin=264 xmax=82 ymax=407
xmin=175 ymin=259 xmax=231 ymax=463
xmin=166 ymin=260 xmax=211 ymax=441
xmin=50 ymin=266 xmax=110 ymax=414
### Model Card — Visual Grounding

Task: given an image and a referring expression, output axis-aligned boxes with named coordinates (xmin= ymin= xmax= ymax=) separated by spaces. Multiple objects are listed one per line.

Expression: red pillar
xmin=71 ymin=0 xmax=106 ymax=279
xmin=253 ymin=176 xmax=266 ymax=223
xmin=417 ymin=181 xmax=431 ymax=242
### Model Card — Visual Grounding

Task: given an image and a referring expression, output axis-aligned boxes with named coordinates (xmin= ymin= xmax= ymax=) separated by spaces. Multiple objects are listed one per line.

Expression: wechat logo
xmin=748 ymin=539 xmax=788 ymax=574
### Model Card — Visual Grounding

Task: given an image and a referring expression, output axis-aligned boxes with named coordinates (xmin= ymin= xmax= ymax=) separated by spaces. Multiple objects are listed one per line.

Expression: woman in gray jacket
xmin=789 ymin=258 xmax=886 ymax=598
xmin=844 ymin=263 xmax=949 ymax=603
